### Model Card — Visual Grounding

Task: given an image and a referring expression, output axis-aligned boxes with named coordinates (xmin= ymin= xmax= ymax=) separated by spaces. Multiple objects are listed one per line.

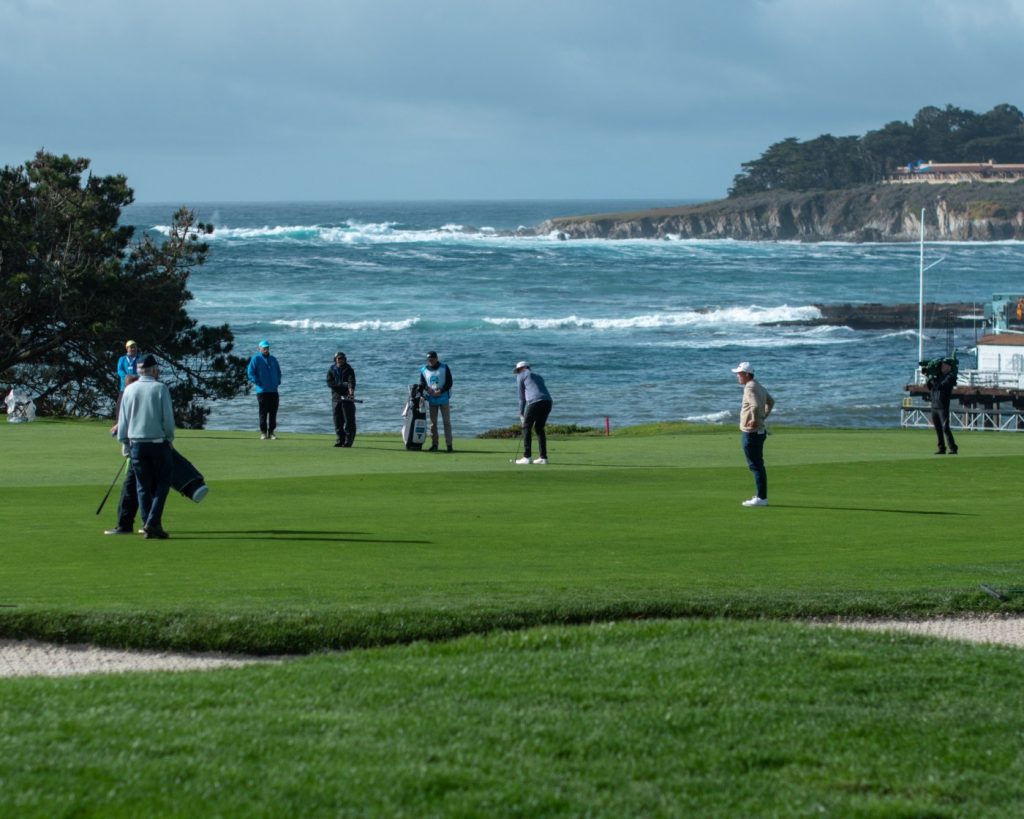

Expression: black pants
xmin=116 ymin=463 xmax=140 ymax=531
xmin=522 ymin=399 xmax=552 ymax=459
xmin=332 ymin=395 xmax=357 ymax=446
xmin=257 ymin=392 xmax=279 ymax=434
xmin=931 ymin=406 xmax=957 ymax=452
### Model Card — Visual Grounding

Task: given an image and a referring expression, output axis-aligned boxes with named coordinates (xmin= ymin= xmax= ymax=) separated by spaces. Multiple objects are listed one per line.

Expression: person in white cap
xmin=731 ymin=361 xmax=774 ymax=506
xmin=513 ymin=361 xmax=553 ymax=464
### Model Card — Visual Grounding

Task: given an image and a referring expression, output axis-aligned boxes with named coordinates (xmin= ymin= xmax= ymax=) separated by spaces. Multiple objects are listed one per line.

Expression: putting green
xmin=1 ymin=419 xmax=1022 ymax=652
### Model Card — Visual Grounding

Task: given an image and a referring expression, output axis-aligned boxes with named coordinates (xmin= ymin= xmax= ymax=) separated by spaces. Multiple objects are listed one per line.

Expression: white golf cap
xmin=731 ymin=361 xmax=754 ymax=374
xmin=513 ymin=360 xmax=529 ymax=372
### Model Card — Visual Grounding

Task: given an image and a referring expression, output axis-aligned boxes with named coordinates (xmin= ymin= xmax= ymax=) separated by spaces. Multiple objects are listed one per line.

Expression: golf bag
xmin=4 ymin=389 xmax=36 ymax=423
xmin=401 ymin=384 xmax=428 ymax=450
xmin=171 ymin=448 xmax=209 ymax=503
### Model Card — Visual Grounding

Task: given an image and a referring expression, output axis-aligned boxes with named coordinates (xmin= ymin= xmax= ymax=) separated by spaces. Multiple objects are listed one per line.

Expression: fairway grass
xmin=2 ymin=420 xmax=1024 ymax=815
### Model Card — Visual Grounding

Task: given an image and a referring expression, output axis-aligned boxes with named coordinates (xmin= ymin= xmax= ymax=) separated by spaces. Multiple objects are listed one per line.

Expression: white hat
xmin=513 ymin=360 xmax=529 ymax=372
xmin=731 ymin=361 xmax=754 ymax=374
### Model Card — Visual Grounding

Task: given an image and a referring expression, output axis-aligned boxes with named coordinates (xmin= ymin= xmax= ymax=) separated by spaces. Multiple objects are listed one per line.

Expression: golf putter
xmin=96 ymin=457 xmax=130 ymax=515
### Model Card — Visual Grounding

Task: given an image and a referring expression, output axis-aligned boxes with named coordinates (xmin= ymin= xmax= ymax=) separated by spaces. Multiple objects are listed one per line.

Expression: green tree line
xmin=0 ymin=151 xmax=249 ymax=427
xmin=729 ymin=103 xmax=1024 ymax=197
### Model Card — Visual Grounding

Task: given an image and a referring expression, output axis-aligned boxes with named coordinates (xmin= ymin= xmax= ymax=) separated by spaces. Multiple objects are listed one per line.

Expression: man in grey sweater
xmin=117 ymin=355 xmax=176 ymax=539
xmin=513 ymin=361 xmax=553 ymax=465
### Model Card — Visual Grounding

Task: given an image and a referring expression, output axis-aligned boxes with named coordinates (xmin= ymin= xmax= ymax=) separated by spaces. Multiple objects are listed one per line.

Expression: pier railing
xmin=908 ymin=369 xmax=1024 ymax=390
xmin=956 ymin=370 xmax=1024 ymax=390
xmin=900 ymin=405 xmax=1024 ymax=432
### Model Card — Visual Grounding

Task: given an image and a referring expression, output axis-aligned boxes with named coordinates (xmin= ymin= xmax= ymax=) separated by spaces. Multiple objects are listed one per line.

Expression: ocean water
xmin=123 ymin=200 xmax=1024 ymax=436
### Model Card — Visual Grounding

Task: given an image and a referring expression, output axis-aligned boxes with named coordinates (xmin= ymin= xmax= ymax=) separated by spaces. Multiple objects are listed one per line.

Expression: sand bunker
xmin=829 ymin=615 xmax=1024 ymax=647
xmin=0 ymin=639 xmax=278 ymax=678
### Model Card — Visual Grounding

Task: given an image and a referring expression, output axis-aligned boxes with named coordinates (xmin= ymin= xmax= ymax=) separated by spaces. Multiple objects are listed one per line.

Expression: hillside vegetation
xmin=538 ymin=103 xmax=1024 ymax=241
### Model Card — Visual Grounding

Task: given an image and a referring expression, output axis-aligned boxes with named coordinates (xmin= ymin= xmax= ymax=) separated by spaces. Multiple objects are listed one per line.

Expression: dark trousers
xmin=116 ymin=464 xmax=140 ymax=531
xmin=257 ymin=392 xmax=279 ymax=434
xmin=131 ymin=441 xmax=173 ymax=531
xmin=332 ymin=395 xmax=357 ymax=446
xmin=522 ymin=399 xmax=553 ymax=459
xmin=741 ymin=431 xmax=768 ymax=500
xmin=931 ymin=407 xmax=958 ymax=452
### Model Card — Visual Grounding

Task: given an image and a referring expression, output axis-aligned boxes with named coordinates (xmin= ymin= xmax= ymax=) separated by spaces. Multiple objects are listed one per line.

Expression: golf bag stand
xmin=402 ymin=384 xmax=428 ymax=450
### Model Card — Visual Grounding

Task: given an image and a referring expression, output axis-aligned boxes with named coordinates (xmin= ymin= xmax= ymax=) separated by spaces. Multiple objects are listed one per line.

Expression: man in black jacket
xmin=927 ymin=359 xmax=958 ymax=455
xmin=327 ymin=352 xmax=357 ymax=447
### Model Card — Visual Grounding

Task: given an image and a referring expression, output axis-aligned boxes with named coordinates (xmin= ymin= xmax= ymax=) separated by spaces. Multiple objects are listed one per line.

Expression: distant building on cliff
xmin=886 ymin=160 xmax=1024 ymax=184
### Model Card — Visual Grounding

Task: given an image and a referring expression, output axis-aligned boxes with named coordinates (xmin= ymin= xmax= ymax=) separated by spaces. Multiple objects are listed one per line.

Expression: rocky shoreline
xmin=535 ymin=183 xmax=1024 ymax=242
xmin=779 ymin=302 xmax=982 ymax=331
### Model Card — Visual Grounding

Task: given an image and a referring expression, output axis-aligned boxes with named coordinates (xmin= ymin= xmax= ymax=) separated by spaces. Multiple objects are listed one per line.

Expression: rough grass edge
xmin=0 ymin=590 xmax=1015 ymax=656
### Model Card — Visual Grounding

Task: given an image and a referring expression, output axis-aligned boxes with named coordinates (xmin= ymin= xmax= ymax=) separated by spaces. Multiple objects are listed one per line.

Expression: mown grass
xmin=2 ymin=419 xmax=1024 ymax=816
xmin=1 ymin=420 xmax=1023 ymax=652
xmin=2 ymin=620 xmax=1024 ymax=816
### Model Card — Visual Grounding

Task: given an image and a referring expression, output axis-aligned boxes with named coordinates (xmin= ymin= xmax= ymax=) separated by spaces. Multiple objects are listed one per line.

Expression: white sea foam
xmin=271 ymin=317 xmax=419 ymax=331
xmin=657 ymin=334 xmax=861 ymax=350
xmin=152 ymin=219 xmax=803 ymax=249
xmin=683 ymin=409 xmax=732 ymax=424
xmin=483 ymin=305 xmax=822 ymax=331
xmin=149 ymin=220 xmax=508 ymax=245
xmin=879 ymin=329 xmax=922 ymax=340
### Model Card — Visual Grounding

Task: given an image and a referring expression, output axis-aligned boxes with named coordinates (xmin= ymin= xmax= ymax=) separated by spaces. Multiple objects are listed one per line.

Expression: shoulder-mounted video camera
xmin=919 ymin=356 xmax=958 ymax=379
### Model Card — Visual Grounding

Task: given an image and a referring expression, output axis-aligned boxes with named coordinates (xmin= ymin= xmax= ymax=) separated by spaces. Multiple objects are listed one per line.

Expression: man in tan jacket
xmin=732 ymin=361 xmax=774 ymax=507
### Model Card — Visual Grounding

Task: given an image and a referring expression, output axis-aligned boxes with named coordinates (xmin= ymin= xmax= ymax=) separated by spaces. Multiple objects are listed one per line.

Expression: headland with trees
xmin=538 ymin=103 xmax=1024 ymax=241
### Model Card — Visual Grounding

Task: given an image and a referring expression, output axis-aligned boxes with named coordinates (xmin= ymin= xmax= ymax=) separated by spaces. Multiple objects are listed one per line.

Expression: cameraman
xmin=926 ymin=359 xmax=958 ymax=455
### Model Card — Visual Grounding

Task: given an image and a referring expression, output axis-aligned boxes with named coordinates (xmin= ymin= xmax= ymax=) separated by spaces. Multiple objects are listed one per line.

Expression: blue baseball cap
xmin=258 ymin=340 xmax=270 ymax=349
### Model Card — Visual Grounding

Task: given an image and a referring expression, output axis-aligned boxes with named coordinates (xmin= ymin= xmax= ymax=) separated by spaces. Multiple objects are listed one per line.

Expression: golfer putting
xmin=512 ymin=361 xmax=553 ymax=465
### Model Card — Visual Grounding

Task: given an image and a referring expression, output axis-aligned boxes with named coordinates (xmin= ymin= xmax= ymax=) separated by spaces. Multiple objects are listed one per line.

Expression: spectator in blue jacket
xmin=247 ymin=340 xmax=283 ymax=440
xmin=116 ymin=340 xmax=139 ymax=389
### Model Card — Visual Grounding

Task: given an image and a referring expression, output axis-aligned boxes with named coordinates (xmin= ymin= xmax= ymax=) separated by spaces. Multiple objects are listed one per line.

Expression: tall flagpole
xmin=918 ymin=207 xmax=925 ymax=365
xmin=916 ymin=207 xmax=946 ymax=375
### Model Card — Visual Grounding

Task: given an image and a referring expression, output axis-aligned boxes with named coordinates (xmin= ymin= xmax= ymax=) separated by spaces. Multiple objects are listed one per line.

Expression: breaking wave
xmin=683 ymin=410 xmax=732 ymax=424
xmin=271 ymin=317 xmax=419 ymax=331
xmin=484 ymin=305 xmax=822 ymax=330
xmin=151 ymin=221 xmax=519 ymax=245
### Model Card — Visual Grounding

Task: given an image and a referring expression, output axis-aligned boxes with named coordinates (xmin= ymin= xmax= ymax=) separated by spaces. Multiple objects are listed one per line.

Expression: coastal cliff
xmin=536 ymin=183 xmax=1024 ymax=242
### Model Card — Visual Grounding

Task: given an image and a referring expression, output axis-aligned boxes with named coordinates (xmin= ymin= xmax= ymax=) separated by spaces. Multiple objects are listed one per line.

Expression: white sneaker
xmin=742 ymin=497 xmax=768 ymax=507
xmin=533 ymin=458 xmax=548 ymax=465
xmin=191 ymin=484 xmax=209 ymax=503
xmin=269 ymin=433 xmax=278 ymax=440
xmin=515 ymin=457 xmax=531 ymax=465
xmin=260 ymin=433 xmax=268 ymax=440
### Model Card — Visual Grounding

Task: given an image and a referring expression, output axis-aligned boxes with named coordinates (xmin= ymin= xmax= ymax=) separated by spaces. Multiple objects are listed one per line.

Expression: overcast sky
xmin=2 ymin=0 xmax=1023 ymax=202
